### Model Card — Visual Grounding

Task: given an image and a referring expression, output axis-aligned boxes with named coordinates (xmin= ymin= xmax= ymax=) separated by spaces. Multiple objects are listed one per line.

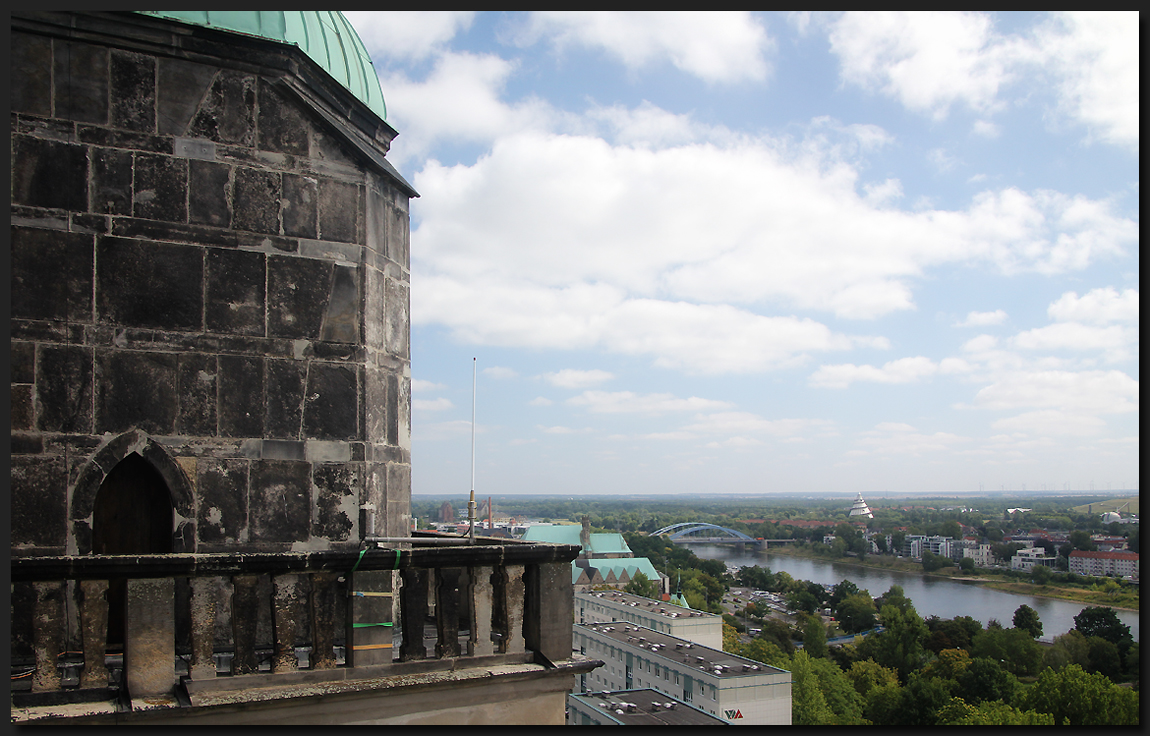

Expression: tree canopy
xmin=1012 ymin=604 xmax=1042 ymax=638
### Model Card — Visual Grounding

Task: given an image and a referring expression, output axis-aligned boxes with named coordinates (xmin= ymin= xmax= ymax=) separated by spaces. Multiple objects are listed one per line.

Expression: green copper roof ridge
xmin=136 ymin=11 xmax=386 ymax=121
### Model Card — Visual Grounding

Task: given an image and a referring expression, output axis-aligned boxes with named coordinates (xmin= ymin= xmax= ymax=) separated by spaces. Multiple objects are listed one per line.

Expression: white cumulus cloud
xmin=516 ymin=11 xmax=775 ymax=84
xmin=344 ymin=11 xmax=475 ymax=61
xmin=956 ymin=309 xmax=1008 ymax=327
xmin=542 ymin=369 xmax=615 ymax=389
xmin=567 ymin=390 xmax=733 ymax=415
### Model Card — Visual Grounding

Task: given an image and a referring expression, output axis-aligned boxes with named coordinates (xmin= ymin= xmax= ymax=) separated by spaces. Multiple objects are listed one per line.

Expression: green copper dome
xmin=137 ymin=11 xmax=386 ymax=121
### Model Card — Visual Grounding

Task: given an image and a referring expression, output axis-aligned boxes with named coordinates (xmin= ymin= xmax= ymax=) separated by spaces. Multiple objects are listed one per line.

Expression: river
xmin=689 ymin=544 xmax=1139 ymax=643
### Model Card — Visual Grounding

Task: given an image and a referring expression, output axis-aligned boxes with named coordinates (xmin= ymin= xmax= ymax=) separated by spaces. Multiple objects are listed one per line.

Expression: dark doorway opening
xmin=92 ymin=453 xmax=173 ymax=650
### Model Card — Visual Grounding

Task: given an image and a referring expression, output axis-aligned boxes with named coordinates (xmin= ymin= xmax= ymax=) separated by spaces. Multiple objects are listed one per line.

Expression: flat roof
xmin=570 ymin=689 xmax=728 ymax=726
xmin=575 ymin=622 xmax=788 ymax=680
xmin=577 ymin=590 xmax=720 ymax=622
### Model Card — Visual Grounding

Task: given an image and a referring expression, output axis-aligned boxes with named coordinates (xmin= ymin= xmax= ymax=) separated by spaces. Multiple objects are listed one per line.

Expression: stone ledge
xmin=11 ymin=658 xmax=604 ymax=725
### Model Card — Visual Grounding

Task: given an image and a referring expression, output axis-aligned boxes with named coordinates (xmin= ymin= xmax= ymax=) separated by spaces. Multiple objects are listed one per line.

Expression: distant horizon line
xmin=413 ymin=489 xmax=1138 ymax=499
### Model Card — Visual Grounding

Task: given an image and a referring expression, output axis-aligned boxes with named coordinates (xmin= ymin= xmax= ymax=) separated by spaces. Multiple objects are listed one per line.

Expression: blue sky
xmin=343 ymin=12 xmax=1139 ymax=497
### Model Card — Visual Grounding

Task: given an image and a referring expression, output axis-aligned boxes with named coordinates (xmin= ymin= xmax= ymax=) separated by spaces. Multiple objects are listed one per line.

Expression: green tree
xmin=970 ymin=626 xmax=1043 ymax=677
xmin=790 ymin=650 xmax=835 ymax=725
xmin=836 ymin=593 xmax=877 ymax=634
xmin=846 ymin=659 xmax=899 ymax=699
xmin=1017 ymin=664 xmax=1139 ymax=725
xmin=921 ymin=550 xmax=949 ymax=572
xmin=956 ymin=657 xmax=1016 ymax=704
xmin=958 ymin=556 xmax=976 ymax=574
xmin=1012 ymin=604 xmax=1043 ymax=639
xmin=921 ymin=647 xmax=971 ymax=682
xmin=1085 ymin=635 xmax=1122 ymax=680
xmin=787 ymin=589 xmax=819 ymax=614
xmin=828 ymin=579 xmax=860 ymax=610
xmin=1070 ymin=530 xmax=1096 ymax=551
xmin=804 ymin=617 xmax=828 ymax=659
xmin=924 ymin=615 xmax=982 ymax=653
xmin=860 ymin=602 xmax=928 ymax=681
xmin=807 ymin=654 xmax=866 ymax=724
xmin=740 ymin=637 xmax=788 ymax=669
xmin=1043 ymin=629 xmax=1091 ymax=672
xmin=1073 ymin=606 xmax=1132 ymax=652
xmin=863 ymin=682 xmax=903 ymax=725
xmin=936 ymin=697 xmax=1054 ymax=725
xmin=722 ymin=621 xmax=741 ymax=652
xmin=939 ymin=520 xmax=962 ymax=539
xmin=896 ymin=672 xmax=952 ymax=725
xmin=736 ymin=565 xmax=775 ymax=591
xmin=622 ymin=571 xmax=659 ymax=599
xmin=755 ymin=617 xmax=796 ymax=656
xmin=1029 ymin=563 xmax=1053 ymax=585
xmin=874 ymin=584 xmax=911 ymax=614
xmin=991 ymin=542 xmax=1023 ymax=563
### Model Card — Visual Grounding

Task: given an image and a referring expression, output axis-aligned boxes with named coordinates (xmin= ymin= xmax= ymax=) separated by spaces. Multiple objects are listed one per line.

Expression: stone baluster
xmin=271 ymin=574 xmax=305 ymax=673
xmin=433 ymin=567 xmax=462 ymax=659
xmin=187 ymin=577 xmax=218 ymax=681
xmin=308 ymin=572 xmax=339 ymax=670
xmin=524 ymin=562 xmax=574 ymax=663
xmin=498 ymin=565 xmax=526 ymax=656
xmin=32 ymin=581 xmax=66 ymax=692
xmin=78 ymin=580 xmax=110 ymax=689
xmin=468 ymin=565 xmax=494 ymax=657
xmin=230 ymin=575 xmax=260 ymax=675
xmin=124 ymin=577 xmax=175 ymax=698
xmin=397 ymin=567 xmax=428 ymax=661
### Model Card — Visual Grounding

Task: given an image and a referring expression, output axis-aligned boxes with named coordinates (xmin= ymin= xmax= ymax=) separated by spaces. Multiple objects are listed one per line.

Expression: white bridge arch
xmin=651 ymin=522 xmax=758 ymax=543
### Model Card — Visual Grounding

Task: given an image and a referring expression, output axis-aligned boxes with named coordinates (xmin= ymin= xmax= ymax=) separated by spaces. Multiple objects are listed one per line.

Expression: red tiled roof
xmin=1069 ymin=550 xmax=1139 ymax=560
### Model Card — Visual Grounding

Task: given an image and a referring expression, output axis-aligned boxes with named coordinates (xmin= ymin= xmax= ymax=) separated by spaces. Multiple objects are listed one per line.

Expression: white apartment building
xmin=1069 ymin=550 xmax=1140 ymax=578
xmin=573 ymin=622 xmax=791 ymax=725
xmin=1010 ymin=546 xmax=1058 ymax=571
xmin=576 ymin=590 xmax=724 ymax=649
xmin=963 ymin=543 xmax=994 ymax=567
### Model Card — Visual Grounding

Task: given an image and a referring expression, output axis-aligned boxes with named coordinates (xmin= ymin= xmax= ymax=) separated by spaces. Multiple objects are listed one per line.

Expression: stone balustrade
xmin=10 ymin=536 xmax=581 ymax=708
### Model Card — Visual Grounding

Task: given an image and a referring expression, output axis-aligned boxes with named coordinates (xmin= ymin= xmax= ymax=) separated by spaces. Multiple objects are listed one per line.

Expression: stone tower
xmin=11 ymin=11 xmax=418 ymax=663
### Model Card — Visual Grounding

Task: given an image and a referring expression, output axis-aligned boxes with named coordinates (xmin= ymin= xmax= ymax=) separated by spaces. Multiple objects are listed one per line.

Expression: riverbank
xmin=764 ymin=545 xmax=1139 ymax=612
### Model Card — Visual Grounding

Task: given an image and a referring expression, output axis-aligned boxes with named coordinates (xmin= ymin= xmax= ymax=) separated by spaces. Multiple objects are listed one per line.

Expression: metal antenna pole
xmin=468 ymin=358 xmax=477 ymax=544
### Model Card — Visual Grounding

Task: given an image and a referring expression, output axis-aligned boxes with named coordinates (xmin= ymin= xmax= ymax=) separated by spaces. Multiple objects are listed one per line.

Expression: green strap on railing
xmin=349 ymin=547 xmax=402 ymax=574
xmin=350 ymin=547 xmax=368 ymax=574
xmin=348 ymin=548 xmax=401 ymax=629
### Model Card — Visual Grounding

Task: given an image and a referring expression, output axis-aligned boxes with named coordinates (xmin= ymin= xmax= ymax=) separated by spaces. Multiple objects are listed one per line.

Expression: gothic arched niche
xmin=93 ymin=452 xmax=174 ymax=647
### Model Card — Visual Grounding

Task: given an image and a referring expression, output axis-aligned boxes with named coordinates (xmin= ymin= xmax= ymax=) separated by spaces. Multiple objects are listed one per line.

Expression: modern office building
xmin=575 ymin=590 xmax=723 ymax=649
xmin=573 ymin=622 xmax=791 ymax=725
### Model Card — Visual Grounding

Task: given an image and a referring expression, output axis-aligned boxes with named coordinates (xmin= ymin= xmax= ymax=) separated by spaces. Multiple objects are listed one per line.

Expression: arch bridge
xmin=652 ymin=523 xmax=761 ymax=546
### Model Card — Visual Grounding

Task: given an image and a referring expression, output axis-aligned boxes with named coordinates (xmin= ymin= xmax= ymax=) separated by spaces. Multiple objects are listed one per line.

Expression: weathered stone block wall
xmin=10 ymin=12 xmax=414 ymax=557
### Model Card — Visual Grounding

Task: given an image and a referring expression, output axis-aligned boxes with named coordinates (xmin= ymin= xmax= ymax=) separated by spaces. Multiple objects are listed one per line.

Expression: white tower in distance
xmin=849 ymin=491 xmax=874 ymax=519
